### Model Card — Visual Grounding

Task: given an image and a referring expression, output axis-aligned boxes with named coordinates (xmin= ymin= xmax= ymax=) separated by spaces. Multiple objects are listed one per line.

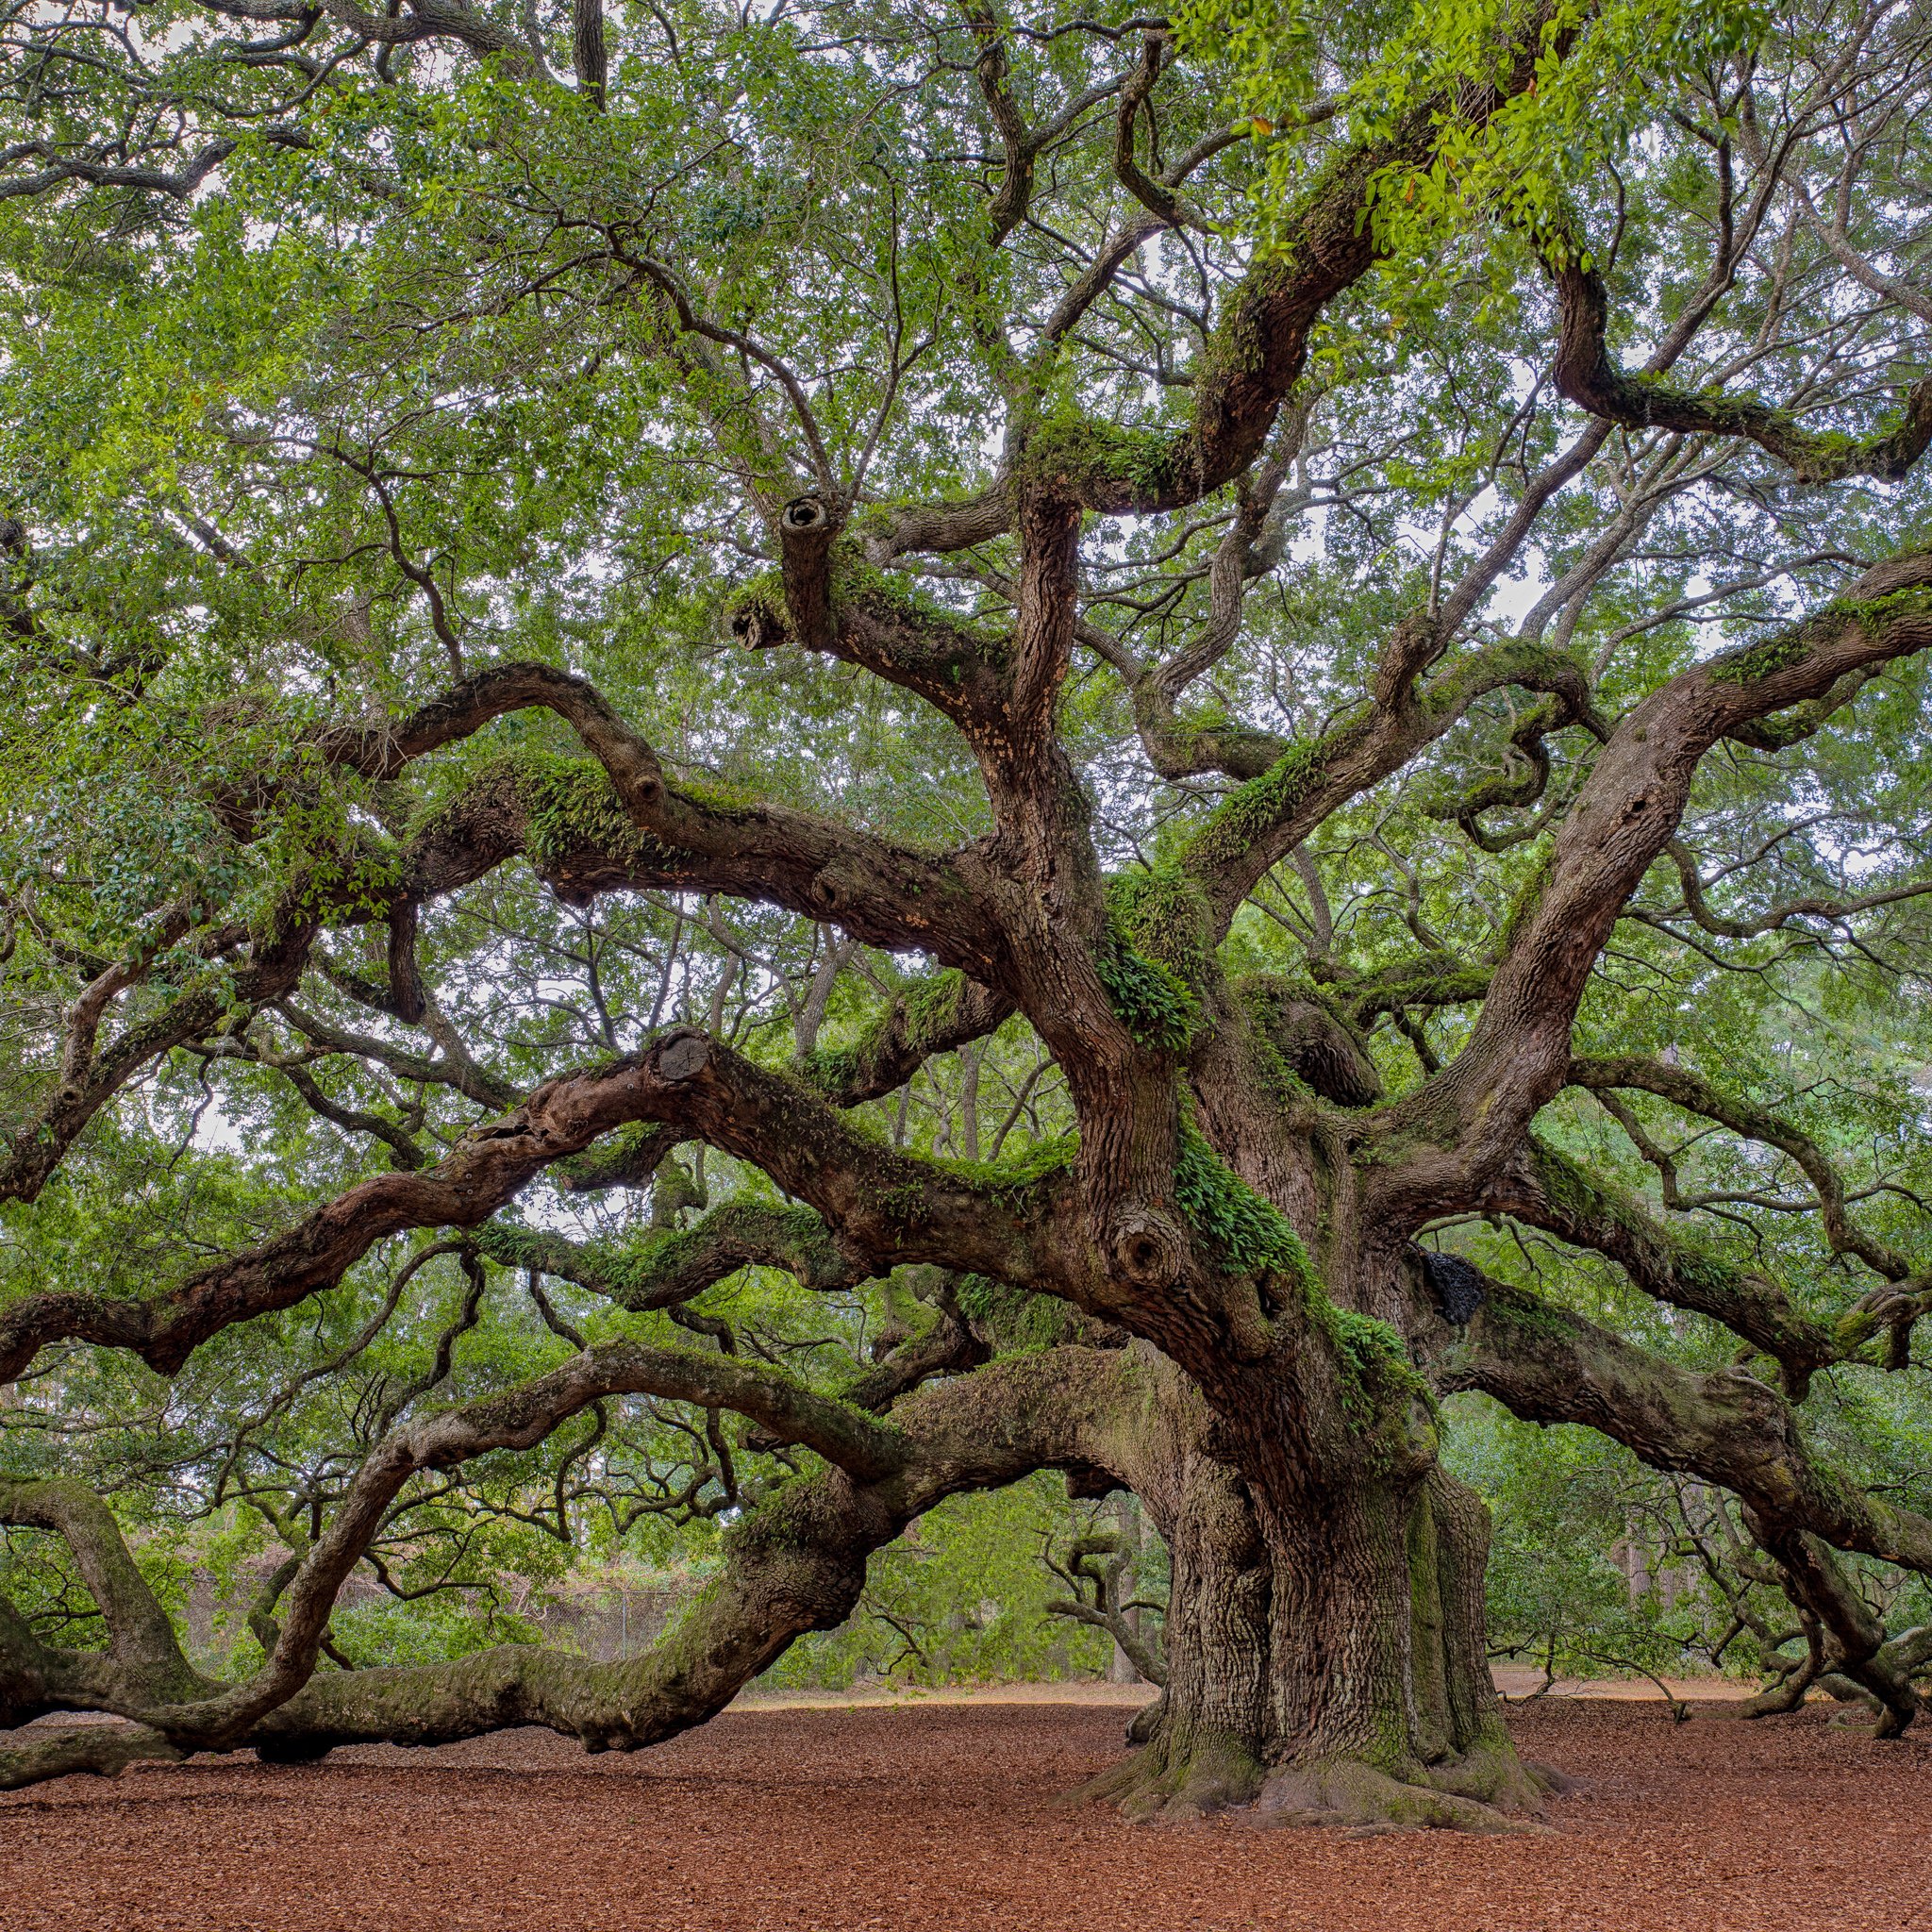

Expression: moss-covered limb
xmin=486 ymin=746 xmax=1021 ymax=985
xmin=954 ymin=1271 xmax=1107 ymax=1354
xmin=0 ymin=1723 xmax=186 ymax=1791
xmin=52 ymin=1347 xmax=1139 ymax=1778
xmin=1166 ymin=631 xmax=1603 ymax=939
xmin=474 ymin=1201 xmax=864 ymax=1312
xmin=1166 ymin=697 xmax=1478 ymax=931
xmin=1434 ymin=1268 xmax=1932 ymax=1588
xmin=733 ymin=515 xmax=1016 ymax=733
xmin=245 ymin=1358 xmax=1133 ymax=1762
xmin=553 ymin=1122 xmax=678 ymax=1194
xmin=562 ymin=1035 xmax=1075 ymax=1295
xmin=1491 ymin=1135 xmax=1838 ymax=1382
xmin=1359 ymin=549 xmax=1932 ymax=1232
xmin=1238 ymin=976 xmax=1381 ymax=1108
xmin=1744 ymin=1521 xmax=1920 ymax=1736
xmin=1339 ymin=957 xmax=1491 ymax=1024
xmin=857 ymin=482 xmax=1015 ymax=568
xmin=127 ymin=1332 xmax=920 ymax=1754
xmin=1716 ymin=660 xmax=1892 ymax=755
xmin=322 ymin=659 xmax=666 ymax=801
xmin=1012 ymin=27 xmax=1561 ymax=521
xmin=1180 ymin=734 xmax=1348 ymax=896
xmin=1427 ymin=691 xmax=1593 ymax=853
xmin=356 ymin=662 xmax=1025 ymax=988
xmin=801 ymin=968 xmax=1015 ymax=1104
xmin=0 ymin=1030 xmax=1068 ymax=1394
xmin=1130 ymin=682 xmax=1291 ymax=787
xmin=229 ymin=1469 xmax=891 ymax=1761
xmin=0 ymin=1480 xmax=208 ymax=1698
xmin=839 ymin=1282 xmax=991 ymax=1412
xmin=1701 ymin=582 xmax=1932 ymax=713
xmin=1550 ymin=255 xmax=1932 ymax=486
xmin=1566 ymin=1055 xmax=1913 ymax=1286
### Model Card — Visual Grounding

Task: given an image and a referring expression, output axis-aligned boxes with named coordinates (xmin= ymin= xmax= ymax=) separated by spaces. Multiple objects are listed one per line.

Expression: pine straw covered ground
xmin=2 ymin=1696 xmax=1925 ymax=1931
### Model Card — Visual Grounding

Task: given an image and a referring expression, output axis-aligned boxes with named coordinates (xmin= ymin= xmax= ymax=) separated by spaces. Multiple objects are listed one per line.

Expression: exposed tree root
xmin=1080 ymin=1734 xmax=1557 ymax=1833
xmin=1074 ymin=1726 xmax=1265 ymax=1823
xmin=0 ymin=1723 xmax=184 ymax=1790
xmin=1124 ymin=1693 xmax=1166 ymax=1746
xmin=1247 ymin=1753 xmax=1553 ymax=1835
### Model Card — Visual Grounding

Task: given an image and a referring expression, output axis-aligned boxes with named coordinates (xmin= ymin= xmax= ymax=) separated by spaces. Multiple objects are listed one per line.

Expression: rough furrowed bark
xmin=1078 ymin=1376 xmax=1273 ymax=1822
xmin=1071 ymin=1351 xmax=1544 ymax=1832
xmin=7 ymin=0 xmax=1932 ymax=1865
xmin=1240 ymin=1462 xmax=1547 ymax=1835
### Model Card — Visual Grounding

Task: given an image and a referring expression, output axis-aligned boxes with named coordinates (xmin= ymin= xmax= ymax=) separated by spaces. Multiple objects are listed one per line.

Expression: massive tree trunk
xmin=1239 ymin=1466 xmax=1540 ymax=1829
xmin=1092 ymin=1346 xmax=1541 ymax=1828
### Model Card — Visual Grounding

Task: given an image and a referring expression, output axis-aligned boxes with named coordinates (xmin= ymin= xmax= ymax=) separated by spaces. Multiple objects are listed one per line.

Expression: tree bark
xmin=1086 ymin=1349 xmax=1542 ymax=1828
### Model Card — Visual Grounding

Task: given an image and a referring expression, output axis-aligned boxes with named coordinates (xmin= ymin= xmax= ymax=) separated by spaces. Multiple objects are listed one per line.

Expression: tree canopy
xmin=3 ymin=0 xmax=1932 ymax=1828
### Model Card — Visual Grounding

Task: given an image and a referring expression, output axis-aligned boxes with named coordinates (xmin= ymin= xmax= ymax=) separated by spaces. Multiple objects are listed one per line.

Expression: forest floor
xmin=3 ymin=1695 xmax=1924 ymax=1931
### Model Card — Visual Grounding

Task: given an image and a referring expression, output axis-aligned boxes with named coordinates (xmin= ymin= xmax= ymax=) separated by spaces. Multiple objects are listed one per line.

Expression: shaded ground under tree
xmin=3 ymin=1698 xmax=1926 ymax=1932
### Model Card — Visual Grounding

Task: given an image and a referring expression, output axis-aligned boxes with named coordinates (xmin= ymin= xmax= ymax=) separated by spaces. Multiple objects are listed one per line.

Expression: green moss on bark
xmin=1181 ymin=739 xmax=1328 ymax=880
xmin=516 ymin=752 xmax=679 ymax=868
xmin=1095 ymin=940 xmax=1200 ymax=1053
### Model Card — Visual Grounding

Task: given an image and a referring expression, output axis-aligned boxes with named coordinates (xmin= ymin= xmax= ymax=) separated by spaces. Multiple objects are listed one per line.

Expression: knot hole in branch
xmin=782 ymin=494 xmax=832 ymax=533
xmin=1111 ymin=1208 xmax=1186 ymax=1289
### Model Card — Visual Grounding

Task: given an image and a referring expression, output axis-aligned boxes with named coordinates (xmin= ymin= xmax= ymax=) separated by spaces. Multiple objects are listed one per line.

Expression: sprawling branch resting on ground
xmin=8 ymin=0 xmax=1932 ymax=1827
xmin=1424 ymin=1265 xmax=1932 ymax=1731
xmin=1 ymin=1348 xmax=1140 ymax=1785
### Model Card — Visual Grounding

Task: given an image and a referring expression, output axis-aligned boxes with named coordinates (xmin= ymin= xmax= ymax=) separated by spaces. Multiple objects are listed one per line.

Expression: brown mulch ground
xmin=3 ymin=1699 xmax=1925 ymax=1931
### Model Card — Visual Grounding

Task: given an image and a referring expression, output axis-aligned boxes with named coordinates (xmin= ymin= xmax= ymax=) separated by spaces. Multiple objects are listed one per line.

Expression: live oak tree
xmin=5 ymin=0 xmax=1932 ymax=1830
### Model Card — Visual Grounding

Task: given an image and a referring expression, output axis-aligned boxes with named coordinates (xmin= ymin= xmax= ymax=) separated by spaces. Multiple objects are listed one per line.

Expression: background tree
xmin=3 ymin=0 xmax=1932 ymax=1832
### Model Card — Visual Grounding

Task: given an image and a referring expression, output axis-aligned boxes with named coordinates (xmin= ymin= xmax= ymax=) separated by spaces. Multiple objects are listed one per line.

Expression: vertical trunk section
xmin=1249 ymin=1468 xmax=1541 ymax=1828
xmin=1094 ymin=1444 xmax=1543 ymax=1827
xmin=1082 ymin=1352 xmax=1271 ymax=1819
xmin=1115 ymin=1444 xmax=1273 ymax=1817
